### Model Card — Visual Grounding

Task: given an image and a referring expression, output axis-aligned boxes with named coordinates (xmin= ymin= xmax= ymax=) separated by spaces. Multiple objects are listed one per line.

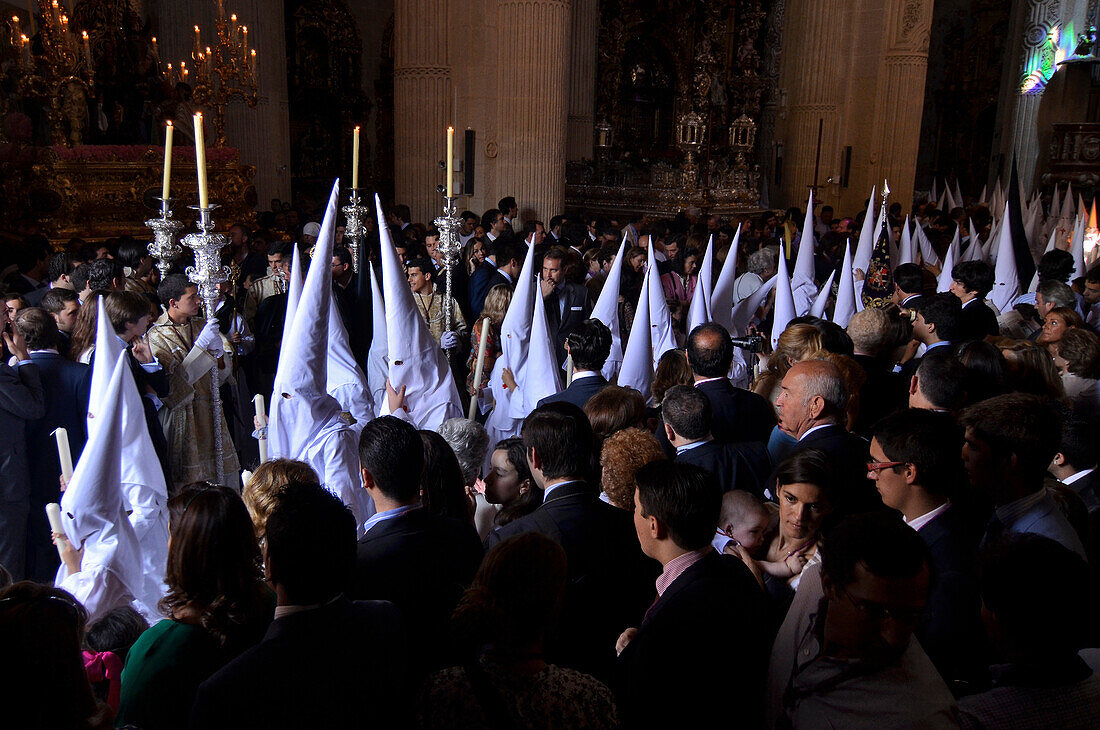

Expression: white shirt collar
xmin=571 ymin=370 xmax=599 ymax=382
xmin=904 ymin=501 xmax=950 ymax=532
xmin=1063 ymin=467 xmax=1095 ymax=486
xmin=498 ymin=269 xmax=514 ymax=284
xmin=28 ymin=348 xmax=59 ymax=355
xmin=675 ymin=437 xmax=712 ymax=455
xmin=799 ymin=423 xmax=834 ymax=441
xmin=693 ymin=376 xmax=726 ymax=386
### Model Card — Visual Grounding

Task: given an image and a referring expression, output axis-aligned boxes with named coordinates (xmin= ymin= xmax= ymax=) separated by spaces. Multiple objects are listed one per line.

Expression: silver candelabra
xmin=145 ymin=197 xmax=185 ymax=278
xmin=433 ymin=195 xmax=463 ymax=352
xmin=181 ymin=205 xmax=231 ymax=487
xmin=342 ymin=188 xmax=369 ymax=274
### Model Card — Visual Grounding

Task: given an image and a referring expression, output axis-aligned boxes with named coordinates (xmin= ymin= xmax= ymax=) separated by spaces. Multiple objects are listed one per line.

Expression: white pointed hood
xmin=1050 ymin=184 xmax=1063 ymax=222
xmin=484 ymin=238 xmax=538 ymax=444
xmin=915 ymin=222 xmax=941 ymax=268
xmin=852 ymin=187 xmax=877 ymax=276
xmin=930 ymin=179 xmax=938 ymax=205
xmin=809 ymin=270 xmax=836 ymax=318
xmin=770 ymin=247 xmax=796 ymax=349
xmin=978 ymin=183 xmax=987 ymax=205
xmin=366 ymin=263 xmax=388 ymax=415
xmin=646 ymin=239 xmax=678 ymax=361
xmin=617 ymin=266 xmax=655 ymax=400
xmin=832 ymin=243 xmax=857 ymax=328
xmin=791 ymin=191 xmax=817 ymax=317
xmin=270 ymin=182 xmax=345 ymax=458
xmin=590 ymin=235 xmax=627 ymax=380
xmin=944 ymin=184 xmax=957 ymax=212
xmin=522 ymin=273 xmax=562 ymax=408
xmin=731 ymin=274 xmax=777 ymax=337
xmin=87 ymin=296 xmax=124 ymax=427
xmin=323 ymin=227 xmax=372 ymax=428
xmin=1071 ymin=213 xmax=1088 ymax=281
xmin=897 ymin=216 xmax=914 ymax=266
xmin=60 ymin=351 xmax=145 ymax=621
xmin=936 ymin=236 xmax=959 ymax=293
xmin=686 ymin=234 xmax=715 ymax=333
xmin=991 ymin=201 xmax=1020 ymax=313
xmin=280 ymin=244 xmax=303 ymax=349
xmin=954 ymin=180 xmax=964 ymax=209
xmin=710 ymin=224 xmax=743 ymax=333
xmin=376 ymin=194 xmax=462 ymax=430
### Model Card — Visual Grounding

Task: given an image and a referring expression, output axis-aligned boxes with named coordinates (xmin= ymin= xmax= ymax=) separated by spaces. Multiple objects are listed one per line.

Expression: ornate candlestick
xmin=181 ymin=205 xmax=231 ymax=486
xmin=341 ymin=188 xmax=368 ymax=273
xmin=433 ymin=192 xmax=463 ymax=353
xmin=145 ymin=197 xmax=185 ymax=278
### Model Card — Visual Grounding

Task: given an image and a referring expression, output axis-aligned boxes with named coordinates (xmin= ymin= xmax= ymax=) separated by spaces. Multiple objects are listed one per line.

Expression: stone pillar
xmin=870 ymin=0 xmax=934 ymax=211
xmin=776 ymin=0 xmax=842 ymax=208
xmin=996 ymin=0 xmax=1091 ymax=190
xmin=394 ymin=0 xmax=451 ymax=224
xmin=566 ymin=0 xmax=596 ymax=161
xmin=495 ymin=0 xmax=572 ymax=220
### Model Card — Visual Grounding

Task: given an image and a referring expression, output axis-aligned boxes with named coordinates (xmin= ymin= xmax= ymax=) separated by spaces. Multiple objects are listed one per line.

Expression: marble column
xmin=776 ymin=0 xmax=842 ymax=208
xmin=566 ymin=0 xmax=596 ymax=161
xmin=394 ymin=0 xmax=451 ymax=224
xmin=870 ymin=0 xmax=934 ymax=211
xmin=495 ymin=0 xmax=572 ymax=220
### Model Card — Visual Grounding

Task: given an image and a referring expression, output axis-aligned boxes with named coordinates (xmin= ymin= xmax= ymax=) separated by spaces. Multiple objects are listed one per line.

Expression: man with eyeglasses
xmin=870 ymin=408 xmax=985 ymax=694
xmin=766 ymin=511 xmax=958 ymax=729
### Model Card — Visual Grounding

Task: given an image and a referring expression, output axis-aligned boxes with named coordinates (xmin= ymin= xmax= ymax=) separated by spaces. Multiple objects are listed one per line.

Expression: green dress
xmin=116 ymin=610 xmax=270 ymax=730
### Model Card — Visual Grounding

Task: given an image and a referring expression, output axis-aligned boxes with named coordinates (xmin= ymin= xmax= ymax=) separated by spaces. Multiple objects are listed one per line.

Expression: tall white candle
xmin=46 ymin=503 xmax=67 ymax=558
xmin=446 ymin=126 xmax=454 ymax=198
xmin=252 ymin=393 xmax=266 ymax=425
xmin=467 ymin=317 xmax=490 ymax=419
xmin=352 ymin=126 xmax=360 ymax=189
xmin=53 ymin=427 xmax=74 ymax=482
xmin=161 ymin=121 xmax=173 ymax=201
xmin=194 ymin=112 xmax=208 ymax=208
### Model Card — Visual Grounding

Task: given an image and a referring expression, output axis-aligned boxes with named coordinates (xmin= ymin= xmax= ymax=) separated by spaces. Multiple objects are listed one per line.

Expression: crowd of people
xmin=1 ymin=189 xmax=1100 ymax=728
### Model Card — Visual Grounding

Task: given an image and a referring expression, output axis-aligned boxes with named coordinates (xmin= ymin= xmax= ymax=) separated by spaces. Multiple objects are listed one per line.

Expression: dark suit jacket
xmin=25 ymin=352 xmax=91 ymax=582
xmin=488 ymin=481 xmax=652 ymax=680
xmin=351 ymin=507 xmax=482 ymax=672
xmin=544 ymin=281 xmax=592 ymax=366
xmin=791 ymin=424 xmax=879 ymax=512
xmin=657 ymin=378 xmax=776 ymax=457
xmin=615 ymin=551 xmax=769 ymax=727
xmin=538 ymin=373 xmax=608 ymax=410
xmin=851 ymin=353 xmax=905 ymax=438
xmin=468 ymin=259 xmax=500 ymax=317
xmin=958 ymin=299 xmax=1000 ymax=341
xmin=675 ymin=440 xmax=772 ymax=497
xmin=914 ymin=505 xmax=985 ymax=694
xmin=190 ymin=598 xmax=408 ymax=729
xmin=0 ymin=361 xmax=45 ymax=580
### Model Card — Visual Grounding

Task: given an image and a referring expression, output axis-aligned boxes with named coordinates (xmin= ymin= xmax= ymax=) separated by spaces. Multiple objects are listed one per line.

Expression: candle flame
xmin=60 ymin=15 xmax=67 ymax=23
xmin=196 ymin=112 xmax=203 ymax=119
xmin=166 ymin=120 xmax=172 ymax=127
xmin=231 ymin=13 xmax=237 ymax=21
xmin=448 ymin=125 xmax=454 ymax=132
xmin=194 ymin=25 xmax=200 ymax=33
xmin=12 ymin=15 xmax=18 ymax=22
xmin=20 ymin=33 xmax=27 ymax=42
xmin=151 ymin=37 xmax=157 ymax=43
xmin=205 ymin=46 xmax=211 ymax=53
xmin=354 ymin=125 xmax=360 ymax=132
xmin=180 ymin=61 xmax=186 ymax=68
xmin=51 ymin=0 xmax=57 ymax=6
xmin=242 ymin=26 xmax=247 ymax=33
xmin=81 ymin=30 xmax=88 ymax=39
xmin=250 ymin=49 xmax=256 ymax=57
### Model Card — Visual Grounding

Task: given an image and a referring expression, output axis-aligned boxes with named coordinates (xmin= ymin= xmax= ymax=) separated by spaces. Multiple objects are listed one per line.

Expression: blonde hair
xmin=481 ymin=284 xmax=513 ymax=327
xmin=241 ymin=459 xmax=320 ymax=538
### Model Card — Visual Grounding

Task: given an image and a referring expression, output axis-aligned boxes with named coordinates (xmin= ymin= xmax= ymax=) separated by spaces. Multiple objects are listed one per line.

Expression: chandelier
xmin=167 ymin=1 xmax=258 ymax=147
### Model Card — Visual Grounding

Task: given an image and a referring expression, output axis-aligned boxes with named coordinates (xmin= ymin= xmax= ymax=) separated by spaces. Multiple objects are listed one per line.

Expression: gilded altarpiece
xmin=566 ymin=0 xmax=769 ymax=217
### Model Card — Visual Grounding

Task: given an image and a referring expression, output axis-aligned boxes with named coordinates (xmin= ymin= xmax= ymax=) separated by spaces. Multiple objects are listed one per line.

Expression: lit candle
xmin=151 ymin=35 xmax=158 ymax=58
xmin=241 ymin=25 xmax=248 ymax=53
xmin=81 ymin=30 xmax=90 ymax=68
xmin=166 ymin=62 xmax=173 ymax=82
xmin=162 ymin=120 xmax=173 ymax=201
xmin=446 ymin=126 xmax=454 ymax=198
xmin=230 ymin=14 xmax=238 ymax=45
xmin=352 ymin=126 xmax=360 ymax=189
xmin=194 ymin=112 xmax=208 ymax=208
xmin=19 ymin=34 xmax=29 ymax=68
xmin=249 ymin=48 xmax=256 ymax=76
xmin=193 ymin=25 xmax=200 ymax=58
xmin=53 ymin=427 xmax=74 ymax=482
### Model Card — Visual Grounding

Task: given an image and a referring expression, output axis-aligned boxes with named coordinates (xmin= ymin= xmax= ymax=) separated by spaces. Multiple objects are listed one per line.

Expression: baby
xmin=712 ymin=490 xmax=771 ymax=555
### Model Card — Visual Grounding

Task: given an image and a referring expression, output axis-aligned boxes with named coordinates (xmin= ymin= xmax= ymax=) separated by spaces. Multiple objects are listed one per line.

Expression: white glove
xmin=441 ymin=331 xmax=460 ymax=349
xmin=194 ymin=319 xmax=225 ymax=357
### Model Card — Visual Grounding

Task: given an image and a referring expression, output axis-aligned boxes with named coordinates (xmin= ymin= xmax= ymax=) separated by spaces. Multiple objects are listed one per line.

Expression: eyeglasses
xmin=866 ymin=461 xmax=904 ymax=473
xmin=838 ymin=586 xmax=924 ymax=625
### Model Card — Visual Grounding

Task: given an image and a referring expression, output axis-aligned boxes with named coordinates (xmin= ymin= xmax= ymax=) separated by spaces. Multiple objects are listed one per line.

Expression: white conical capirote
xmin=770 ymin=246 xmax=796 ymax=348
xmin=590 ymin=234 xmax=628 ymax=380
xmin=686 ymin=234 xmax=715 ymax=333
xmin=936 ymin=237 xmax=959 ymax=293
xmin=852 ymin=187 xmax=877 ymax=276
xmin=618 ymin=265 xmax=655 ymax=400
xmin=832 ymin=243 xmax=857 ymax=328
xmin=710 ymin=224 xmax=742 ymax=333
xmin=897 ymin=216 xmax=914 ymax=266
xmin=646 ymin=238 xmax=678 ymax=361
xmin=376 ymin=193 xmax=462 ymax=430
xmin=991 ymin=201 xmax=1020 ymax=313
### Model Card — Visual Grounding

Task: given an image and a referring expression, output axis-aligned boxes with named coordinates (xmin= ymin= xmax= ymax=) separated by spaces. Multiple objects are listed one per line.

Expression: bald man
xmin=774 ymin=359 xmax=878 ymax=511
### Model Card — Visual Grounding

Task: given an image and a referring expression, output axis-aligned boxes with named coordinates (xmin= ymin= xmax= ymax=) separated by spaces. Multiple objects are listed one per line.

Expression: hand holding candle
xmin=162 ymin=121 xmax=173 ymax=202
xmin=46 ymin=503 xmax=67 ymax=559
xmin=53 ymin=427 xmax=74 ymax=483
xmin=194 ymin=113 xmax=208 ymax=208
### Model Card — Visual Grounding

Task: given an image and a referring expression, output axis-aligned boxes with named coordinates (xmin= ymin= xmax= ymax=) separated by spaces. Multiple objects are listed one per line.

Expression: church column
xmin=996 ymin=0 xmax=1091 ymax=190
xmin=495 ymin=0 xmax=572 ymax=220
xmin=393 ymin=0 xmax=450 ymax=225
xmin=871 ymin=0 xmax=934 ymax=211
xmin=776 ymin=0 xmax=842 ymax=208
xmin=566 ymin=0 xmax=596 ymax=161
